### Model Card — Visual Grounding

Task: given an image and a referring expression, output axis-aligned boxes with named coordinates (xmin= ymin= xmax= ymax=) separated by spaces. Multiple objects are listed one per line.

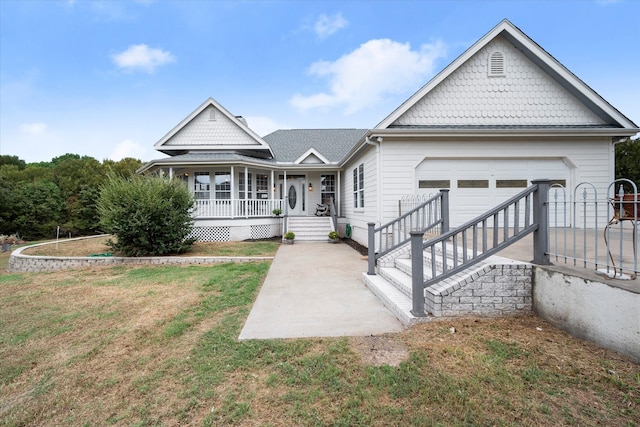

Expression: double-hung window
xmin=214 ymin=172 xmax=231 ymax=200
xmin=353 ymin=164 xmax=364 ymax=208
xmin=239 ymin=172 xmax=252 ymax=199
xmin=321 ymin=174 xmax=335 ymax=205
xmin=194 ymin=172 xmax=210 ymax=200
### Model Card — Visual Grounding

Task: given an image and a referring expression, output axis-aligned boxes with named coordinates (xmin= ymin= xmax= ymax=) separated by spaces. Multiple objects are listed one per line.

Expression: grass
xmin=0 ymin=242 xmax=638 ymax=426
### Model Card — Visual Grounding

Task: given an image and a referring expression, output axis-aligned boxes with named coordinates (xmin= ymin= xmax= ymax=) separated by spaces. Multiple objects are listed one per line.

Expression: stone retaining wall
xmin=7 ymin=236 xmax=273 ymax=273
xmin=426 ymin=260 xmax=533 ymax=317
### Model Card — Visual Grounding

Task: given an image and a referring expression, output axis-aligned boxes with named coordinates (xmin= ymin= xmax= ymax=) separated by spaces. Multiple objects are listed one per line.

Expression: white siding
xmin=341 ymin=145 xmax=378 ymax=246
xmin=377 ymin=137 xmax=613 ymax=227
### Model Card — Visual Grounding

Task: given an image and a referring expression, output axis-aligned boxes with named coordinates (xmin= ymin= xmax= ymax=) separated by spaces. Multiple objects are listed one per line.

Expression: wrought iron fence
xmin=548 ymin=179 xmax=638 ymax=279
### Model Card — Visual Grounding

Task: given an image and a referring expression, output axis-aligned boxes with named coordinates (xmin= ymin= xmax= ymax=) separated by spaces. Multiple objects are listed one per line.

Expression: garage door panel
xmin=416 ymin=159 xmax=569 ymax=227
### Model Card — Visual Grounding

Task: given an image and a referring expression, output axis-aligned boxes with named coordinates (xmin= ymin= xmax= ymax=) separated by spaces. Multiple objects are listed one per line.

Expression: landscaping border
xmin=7 ymin=235 xmax=274 ymax=273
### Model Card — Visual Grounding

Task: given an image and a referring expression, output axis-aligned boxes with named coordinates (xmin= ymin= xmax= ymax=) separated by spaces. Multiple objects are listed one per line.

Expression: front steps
xmin=285 ymin=216 xmax=333 ymax=242
xmin=363 ymin=243 xmax=533 ymax=326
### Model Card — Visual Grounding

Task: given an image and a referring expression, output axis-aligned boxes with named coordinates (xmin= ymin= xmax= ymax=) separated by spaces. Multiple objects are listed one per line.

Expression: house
xmin=138 ymin=19 xmax=639 ymax=247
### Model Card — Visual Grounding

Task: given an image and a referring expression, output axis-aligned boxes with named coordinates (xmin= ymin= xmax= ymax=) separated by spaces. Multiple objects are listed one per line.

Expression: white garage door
xmin=416 ymin=159 xmax=569 ymax=226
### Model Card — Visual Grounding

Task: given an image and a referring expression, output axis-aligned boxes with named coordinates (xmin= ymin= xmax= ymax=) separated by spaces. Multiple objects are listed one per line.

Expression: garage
xmin=416 ymin=158 xmax=569 ymax=226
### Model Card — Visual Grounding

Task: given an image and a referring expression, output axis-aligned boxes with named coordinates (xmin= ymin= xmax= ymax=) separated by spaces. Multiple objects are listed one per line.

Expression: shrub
xmin=97 ymin=174 xmax=195 ymax=256
xmin=284 ymin=231 xmax=295 ymax=240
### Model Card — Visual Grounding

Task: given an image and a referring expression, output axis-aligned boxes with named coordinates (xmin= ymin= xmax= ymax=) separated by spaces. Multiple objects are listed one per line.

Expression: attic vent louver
xmin=209 ymin=108 xmax=216 ymax=121
xmin=488 ymin=51 xmax=505 ymax=76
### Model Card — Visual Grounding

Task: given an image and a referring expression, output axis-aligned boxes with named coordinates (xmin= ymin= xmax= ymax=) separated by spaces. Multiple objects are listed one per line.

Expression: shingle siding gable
xmin=164 ymin=105 xmax=262 ymax=147
xmin=393 ymin=36 xmax=605 ymax=127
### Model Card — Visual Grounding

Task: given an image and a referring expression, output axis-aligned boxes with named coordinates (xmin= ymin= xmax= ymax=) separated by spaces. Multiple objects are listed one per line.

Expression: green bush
xmin=97 ymin=174 xmax=196 ymax=256
xmin=284 ymin=231 xmax=295 ymax=240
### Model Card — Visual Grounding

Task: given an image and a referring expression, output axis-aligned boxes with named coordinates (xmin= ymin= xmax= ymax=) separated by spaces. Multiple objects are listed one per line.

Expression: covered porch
xmin=156 ymin=164 xmax=341 ymax=220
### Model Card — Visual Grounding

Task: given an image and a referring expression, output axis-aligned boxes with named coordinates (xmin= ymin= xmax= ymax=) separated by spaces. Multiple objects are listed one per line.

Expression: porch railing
xmin=367 ymin=190 xmax=449 ymax=275
xmin=408 ymin=180 xmax=551 ymax=317
xmin=193 ymin=198 xmax=284 ymax=219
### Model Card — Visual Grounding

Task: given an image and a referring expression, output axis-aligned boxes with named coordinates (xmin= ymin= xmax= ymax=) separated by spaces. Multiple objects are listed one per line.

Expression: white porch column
xmin=337 ymin=170 xmax=341 ymax=216
xmin=230 ymin=166 xmax=235 ymax=218
xmin=271 ymin=170 xmax=275 ymax=200
xmin=169 ymin=167 xmax=173 ymax=179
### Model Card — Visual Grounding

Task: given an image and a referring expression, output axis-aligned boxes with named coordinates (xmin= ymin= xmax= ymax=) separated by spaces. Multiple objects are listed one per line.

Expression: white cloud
xmin=314 ymin=13 xmax=348 ymax=40
xmin=111 ymin=44 xmax=175 ymax=74
xmin=290 ymin=38 xmax=447 ymax=115
xmin=19 ymin=122 xmax=48 ymax=135
xmin=244 ymin=115 xmax=291 ymax=137
xmin=109 ymin=139 xmax=147 ymax=161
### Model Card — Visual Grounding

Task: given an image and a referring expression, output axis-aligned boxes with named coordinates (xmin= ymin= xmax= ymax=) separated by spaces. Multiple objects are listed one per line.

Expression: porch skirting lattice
xmin=190 ymin=226 xmax=231 ymax=242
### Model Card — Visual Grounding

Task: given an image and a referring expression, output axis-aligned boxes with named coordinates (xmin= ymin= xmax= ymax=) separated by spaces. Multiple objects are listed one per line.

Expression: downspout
xmin=365 ymin=136 xmax=383 ymax=227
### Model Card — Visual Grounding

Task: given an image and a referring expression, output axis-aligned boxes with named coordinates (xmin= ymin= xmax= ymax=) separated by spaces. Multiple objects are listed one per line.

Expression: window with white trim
xmin=239 ymin=172 xmax=252 ymax=199
xmin=353 ymin=164 xmax=364 ymax=208
xmin=256 ymin=174 xmax=269 ymax=199
xmin=321 ymin=174 xmax=335 ymax=204
xmin=194 ymin=172 xmax=210 ymax=199
xmin=214 ymin=172 xmax=231 ymax=200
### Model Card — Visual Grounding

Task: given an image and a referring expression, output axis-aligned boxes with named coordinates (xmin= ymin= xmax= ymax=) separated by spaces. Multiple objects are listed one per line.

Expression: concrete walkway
xmin=238 ymin=242 xmax=404 ymax=340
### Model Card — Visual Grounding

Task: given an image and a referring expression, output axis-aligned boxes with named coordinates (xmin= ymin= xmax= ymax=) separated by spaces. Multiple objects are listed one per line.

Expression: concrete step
xmin=285 ymin=216 xmax=333 ymax=242
xmin=362 ymin=272 xmax=431 ymax=327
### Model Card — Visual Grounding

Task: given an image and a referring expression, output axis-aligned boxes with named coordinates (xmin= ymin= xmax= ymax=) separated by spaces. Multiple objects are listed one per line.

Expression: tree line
xmin=0 ymin=154 xmax=143 ymax=240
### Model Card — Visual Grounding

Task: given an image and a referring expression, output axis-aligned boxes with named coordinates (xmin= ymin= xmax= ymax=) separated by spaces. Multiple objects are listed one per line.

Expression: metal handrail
xmin=408 ymin=180 xmax=551 ymax=317
xmin=367 ymin=190 xmax=449 ymax=275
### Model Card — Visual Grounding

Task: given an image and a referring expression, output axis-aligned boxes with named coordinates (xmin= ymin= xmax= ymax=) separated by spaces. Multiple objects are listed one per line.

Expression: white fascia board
xmin=153 ymin=97 xmax=275 ymax=157
xmin=376 ymin=19 xmax=638 ymax=130
xmin=370 ymin=127 xmax=639 ymax=139
xmin=293 ymin=148 xmax=331 ymax=165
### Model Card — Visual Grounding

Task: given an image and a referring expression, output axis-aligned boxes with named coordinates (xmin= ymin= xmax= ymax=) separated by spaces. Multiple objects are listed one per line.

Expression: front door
xmin=286 ymin=178 xmax=306 ymax=216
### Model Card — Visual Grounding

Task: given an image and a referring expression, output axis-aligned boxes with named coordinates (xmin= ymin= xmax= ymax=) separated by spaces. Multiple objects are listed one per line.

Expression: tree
xmin=51 ymin=154 xmax=105 ymax=235
xmin=6 ymin=181 xmax=65 ymax=239
xmin=0 ymin=155 xmax=26 ymax=170
xmin=103 ymin=157 xmax=143 ymax=177
xmin=615 ymin=137 xmax=640 ymax=192
xmin=97 ymin=174 xmax=195 ymax=256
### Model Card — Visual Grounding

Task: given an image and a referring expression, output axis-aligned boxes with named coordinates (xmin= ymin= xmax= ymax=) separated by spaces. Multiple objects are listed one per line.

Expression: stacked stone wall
xmin=426 ymin=263 xmax=532 ymax=317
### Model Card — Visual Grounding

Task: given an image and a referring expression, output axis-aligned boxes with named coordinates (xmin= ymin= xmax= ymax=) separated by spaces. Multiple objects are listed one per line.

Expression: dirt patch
xmin=349 ymin=334 xmax=410 ymax=366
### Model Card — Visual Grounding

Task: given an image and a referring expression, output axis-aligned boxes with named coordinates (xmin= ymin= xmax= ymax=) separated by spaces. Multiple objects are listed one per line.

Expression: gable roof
xmin=154 ymin=97 xmax=274 ymax=158
xmin=263 ymin=129 xmax=368 ymax=164
xmin=376 ymin=19 xmax=638 ymax=133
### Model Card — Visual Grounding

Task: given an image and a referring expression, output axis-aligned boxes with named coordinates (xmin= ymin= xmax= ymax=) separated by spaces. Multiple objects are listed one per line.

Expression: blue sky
xmin=1 ymin=0 xmax=638 ymax=164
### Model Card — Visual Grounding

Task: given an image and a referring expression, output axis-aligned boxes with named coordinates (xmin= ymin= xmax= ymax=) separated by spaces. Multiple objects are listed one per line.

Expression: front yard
xmin=0 ymin=242 xmax=638 ymax=426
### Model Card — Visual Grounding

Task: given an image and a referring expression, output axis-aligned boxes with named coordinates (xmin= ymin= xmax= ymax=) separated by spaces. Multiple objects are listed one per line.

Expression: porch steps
xmin=285 ymin=216 xmax=333 ymax=242
xmin=362 ymin=243 xmax=489 ymax=326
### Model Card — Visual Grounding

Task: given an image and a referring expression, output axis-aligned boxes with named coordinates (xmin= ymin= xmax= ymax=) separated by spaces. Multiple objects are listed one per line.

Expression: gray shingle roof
xmin=263 ymin=129 xmax=368 ymax=163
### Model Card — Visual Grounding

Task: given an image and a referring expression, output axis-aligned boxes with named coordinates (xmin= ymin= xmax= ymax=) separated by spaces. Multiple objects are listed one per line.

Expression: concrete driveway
xmin=238 ymin=242 xmax=404 ymax=340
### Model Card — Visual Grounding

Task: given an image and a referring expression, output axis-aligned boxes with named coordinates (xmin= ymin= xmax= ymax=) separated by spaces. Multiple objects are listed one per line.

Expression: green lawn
xmin=0 ymin=251 xmax=638 ymax=426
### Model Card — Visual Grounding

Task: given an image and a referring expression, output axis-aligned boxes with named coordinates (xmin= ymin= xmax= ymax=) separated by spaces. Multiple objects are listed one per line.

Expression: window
xmin=419 ymin=180 xmax=450 ymax=189
xmin=353 ymin=164 xmax=364 ymax=208
xmin=214 ymin=172 xmax=231 ymax=200
xmin=458 ymin=180 xmax=489 ymax=189
xmin=256 ymin=174 xmax=269 ymax=199
xmin=194 ymin=172 xmax=210 ymax=199
xmin=239 ymin=172 xmax=252 ymax=199
xmin=321 ymin=174 xmax=335 ymax=204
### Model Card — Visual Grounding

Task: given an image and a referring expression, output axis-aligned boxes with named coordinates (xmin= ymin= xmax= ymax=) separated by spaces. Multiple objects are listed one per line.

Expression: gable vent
xmin=488 ymin=51 xmax=505 ymax=76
